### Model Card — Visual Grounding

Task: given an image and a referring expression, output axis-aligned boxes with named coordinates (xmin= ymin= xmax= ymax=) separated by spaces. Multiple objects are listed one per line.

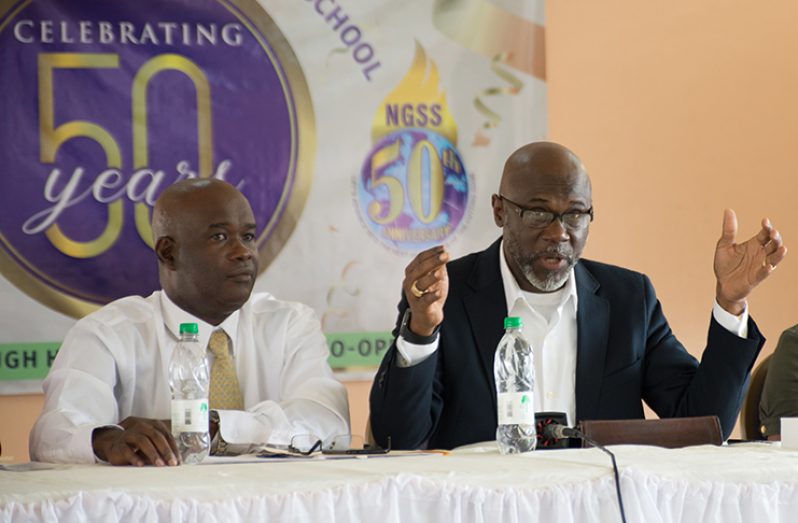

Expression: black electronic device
xmin=535 ymin=411 xmax=570 ymax=449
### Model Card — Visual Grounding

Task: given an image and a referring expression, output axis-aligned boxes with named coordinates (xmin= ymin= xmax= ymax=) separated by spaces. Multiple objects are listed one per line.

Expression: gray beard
xmin=520 ymin=262 xmax=573 ymax=291
xmin=505 ymin=237 xmax=577 ymax=292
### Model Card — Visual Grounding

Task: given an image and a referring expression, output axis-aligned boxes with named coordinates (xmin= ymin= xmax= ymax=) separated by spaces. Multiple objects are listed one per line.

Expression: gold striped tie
xmin=208 ymin=330 xmax=244 ymax=410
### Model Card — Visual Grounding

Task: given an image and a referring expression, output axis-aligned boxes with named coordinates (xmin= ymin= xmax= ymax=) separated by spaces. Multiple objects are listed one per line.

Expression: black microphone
xmin=535 ymin=411 xmax=570 ymax=448
xmin=543 ymin=423 xmax=583 ymax=440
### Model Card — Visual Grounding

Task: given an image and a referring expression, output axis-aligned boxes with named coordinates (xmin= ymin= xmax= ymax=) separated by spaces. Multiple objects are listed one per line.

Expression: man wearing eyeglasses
xmin=370 ymin=141 xmax=787 ymax=450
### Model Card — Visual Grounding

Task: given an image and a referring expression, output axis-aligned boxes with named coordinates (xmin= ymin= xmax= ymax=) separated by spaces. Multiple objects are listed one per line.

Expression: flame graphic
xmin=372 ymin=41 xmax=457 ymax=145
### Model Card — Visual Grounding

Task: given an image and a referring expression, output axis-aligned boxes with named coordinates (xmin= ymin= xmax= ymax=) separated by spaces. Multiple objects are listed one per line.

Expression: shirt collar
xmin=160 ymin=291 xmax=241 ymax=354
xmin=499 ymin=239 xmax=579 ymax=315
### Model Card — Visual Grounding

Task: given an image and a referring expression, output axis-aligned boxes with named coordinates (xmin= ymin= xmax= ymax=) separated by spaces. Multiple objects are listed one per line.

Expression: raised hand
xmin=92 ymin=417 xmax=180 ymax=467
xmin=714 ymin=209 xmax=787 ymax=315
xmin=403 ymin=246 xmax=450 ymax=336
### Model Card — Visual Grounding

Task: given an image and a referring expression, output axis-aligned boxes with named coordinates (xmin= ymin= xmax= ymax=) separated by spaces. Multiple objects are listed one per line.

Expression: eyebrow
xmin=207 ymin=223 xmax=258 ymax=230
xmin=523 ymin=198 xmax=590 ymax=207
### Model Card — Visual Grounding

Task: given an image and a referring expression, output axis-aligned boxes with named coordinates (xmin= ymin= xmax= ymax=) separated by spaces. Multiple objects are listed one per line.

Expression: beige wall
xmin=3 ymin=2 xmax=798 ymax=462
xmin=0 ymin=395 xmax=42 ymax=464
xmin=546 ymin=1 xmax=797 ymax=365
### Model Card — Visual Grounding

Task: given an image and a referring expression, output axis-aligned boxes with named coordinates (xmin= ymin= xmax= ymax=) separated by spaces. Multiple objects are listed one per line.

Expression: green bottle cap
xmin=179 ymin=322 xmax=199 ymax=335
xmin=504 ymin=317 xmax=523 ymax=329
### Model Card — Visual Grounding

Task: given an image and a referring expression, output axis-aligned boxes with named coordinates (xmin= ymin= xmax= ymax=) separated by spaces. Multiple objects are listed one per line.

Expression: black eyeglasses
xmin=288 ymin=434 xmax=323 ymax=456
xmin=498 ymin=195 xmax=593 ymax=230
xmin=288 ymin=434 xmax=391 ymax=456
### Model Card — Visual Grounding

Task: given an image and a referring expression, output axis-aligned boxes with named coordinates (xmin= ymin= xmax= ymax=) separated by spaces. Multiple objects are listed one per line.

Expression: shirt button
xmin=545 ymin=391 xmax=555 ymax=400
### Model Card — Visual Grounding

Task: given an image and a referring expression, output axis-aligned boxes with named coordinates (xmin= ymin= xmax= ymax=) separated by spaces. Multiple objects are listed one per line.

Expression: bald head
xmin=152 ymin=178 xmax=258 ymax=325
xmin=492 ymin=142 xmax=593 ymax=293
xmin=152 ymin=178 xmax=245 ymax=241
xmin=499 ymin=142 xmax=591 ymax=201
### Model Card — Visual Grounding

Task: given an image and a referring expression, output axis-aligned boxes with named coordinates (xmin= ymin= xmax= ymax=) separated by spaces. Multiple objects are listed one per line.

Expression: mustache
xmin=530 ymin=247 xmax=575 ymax=263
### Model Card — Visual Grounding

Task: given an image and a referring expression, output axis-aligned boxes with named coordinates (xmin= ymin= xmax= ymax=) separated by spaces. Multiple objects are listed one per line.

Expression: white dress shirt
xmin=501 ymin=248 xmax=579 ymax=425
xmin=397 ymin=241 xmax=749 ymax=425
xmin=30 ymin=291 xmax=350 ymax=464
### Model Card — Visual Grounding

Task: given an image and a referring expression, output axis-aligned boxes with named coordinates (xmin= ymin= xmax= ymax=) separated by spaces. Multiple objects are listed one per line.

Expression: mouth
xmin=227 ymin=270 xmax=255 ymax=283
xmin=533 ymin=251 xmax=573 ymax=272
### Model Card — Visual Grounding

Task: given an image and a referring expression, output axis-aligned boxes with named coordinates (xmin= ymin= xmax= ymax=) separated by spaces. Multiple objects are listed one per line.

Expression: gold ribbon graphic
xmin=432 ymin=0 xmax=545 ymax=80
xmin=433 ymin=0 xmax=545 ymax=141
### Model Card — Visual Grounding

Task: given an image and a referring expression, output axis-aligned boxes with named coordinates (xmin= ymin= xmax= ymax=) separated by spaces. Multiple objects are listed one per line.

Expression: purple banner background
xmin=0 ymin=0 xmax=298 ymax=304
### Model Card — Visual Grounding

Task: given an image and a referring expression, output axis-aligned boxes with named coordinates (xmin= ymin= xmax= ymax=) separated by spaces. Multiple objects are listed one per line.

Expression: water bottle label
xmin=171 ymin=399 xmax=209 ymax=433
xmin=497 ymin=392 xmax=535 ymax=425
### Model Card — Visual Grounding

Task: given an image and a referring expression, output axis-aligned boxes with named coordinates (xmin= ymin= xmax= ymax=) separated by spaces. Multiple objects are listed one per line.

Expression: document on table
xmin=201 ymin=449 xmax=448 ymax=465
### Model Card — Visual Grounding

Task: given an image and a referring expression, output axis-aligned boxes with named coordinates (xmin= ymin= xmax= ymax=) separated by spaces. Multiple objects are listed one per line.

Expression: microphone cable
xmin=543 ymin=424 xmax=627 ymax=523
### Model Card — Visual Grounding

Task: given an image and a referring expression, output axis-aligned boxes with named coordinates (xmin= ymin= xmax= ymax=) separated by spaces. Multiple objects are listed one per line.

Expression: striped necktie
xmin=208 ymin=330 xmax=244 ymax=410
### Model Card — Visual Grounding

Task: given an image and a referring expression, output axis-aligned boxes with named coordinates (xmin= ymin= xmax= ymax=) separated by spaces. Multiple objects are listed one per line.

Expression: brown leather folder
xmin=578 ymin=415 xmax=723 ymax=449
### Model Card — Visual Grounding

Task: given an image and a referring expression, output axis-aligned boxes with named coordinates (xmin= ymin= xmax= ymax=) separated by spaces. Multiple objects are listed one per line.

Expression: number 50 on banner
xmin=37 ymin=52 xmax=214 ymax=258
xmin=355 ymin=128 xmax=470 ymax=253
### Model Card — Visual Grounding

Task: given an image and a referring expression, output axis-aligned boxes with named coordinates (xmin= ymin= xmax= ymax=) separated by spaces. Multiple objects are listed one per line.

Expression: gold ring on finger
xmin=410 ymin=281 xmax=426 ymax=298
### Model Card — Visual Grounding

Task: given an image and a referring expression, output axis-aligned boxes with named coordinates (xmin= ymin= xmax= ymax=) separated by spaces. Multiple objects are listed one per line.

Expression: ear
xmin=491 ymin=194 xmax=505 ymax=228
xmin=155 ymin=237 xmax=177 ymax=271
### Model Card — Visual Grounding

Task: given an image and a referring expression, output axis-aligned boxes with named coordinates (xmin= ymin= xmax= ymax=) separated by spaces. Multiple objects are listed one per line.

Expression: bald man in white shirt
xmin=30 ymin=179 xmax=349 ymax=465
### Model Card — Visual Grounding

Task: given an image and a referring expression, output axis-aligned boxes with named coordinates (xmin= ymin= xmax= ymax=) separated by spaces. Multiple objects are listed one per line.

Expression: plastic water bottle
xmin=169 ymin=322 xmax=210 ymax=464
xmin=494 ymin=316 xmax=536 ymax=454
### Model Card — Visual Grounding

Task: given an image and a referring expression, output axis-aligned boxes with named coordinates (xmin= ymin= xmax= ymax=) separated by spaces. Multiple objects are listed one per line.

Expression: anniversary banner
xmin=0 ymin=0 xmax=546 ymax=394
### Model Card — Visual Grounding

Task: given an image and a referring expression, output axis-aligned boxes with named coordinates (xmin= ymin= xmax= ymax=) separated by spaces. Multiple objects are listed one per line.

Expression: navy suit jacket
xmin=370 ymin=239 xmax=764 ymax=449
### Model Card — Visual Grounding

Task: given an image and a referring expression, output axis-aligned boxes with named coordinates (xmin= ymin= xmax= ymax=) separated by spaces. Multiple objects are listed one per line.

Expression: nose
xmin=229 ymin=236 xmax=256 ymax=261
xmin=540 ymin=216 xmax=570 ymax=243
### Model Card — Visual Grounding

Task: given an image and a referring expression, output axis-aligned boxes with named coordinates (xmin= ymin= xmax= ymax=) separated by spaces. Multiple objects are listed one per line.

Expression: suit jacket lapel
xmin=574 ymin=262 xmax=610 ymax=422
xmin=463 ymin=239 xmax=507 ymax=408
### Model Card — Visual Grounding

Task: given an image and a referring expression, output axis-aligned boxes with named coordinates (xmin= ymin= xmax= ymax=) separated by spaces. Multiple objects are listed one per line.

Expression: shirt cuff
xmin=88 ymin=424 xmax=123 ymax=464
xmin=712 ymin=299 xmax=749 ymax=338
xmin=395 ymin=334 xmax=439 ymax=367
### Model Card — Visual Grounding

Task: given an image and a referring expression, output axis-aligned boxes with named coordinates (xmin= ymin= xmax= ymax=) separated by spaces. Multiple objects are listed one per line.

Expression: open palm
xmin=714 ymin=209 xmax=787 ymax=314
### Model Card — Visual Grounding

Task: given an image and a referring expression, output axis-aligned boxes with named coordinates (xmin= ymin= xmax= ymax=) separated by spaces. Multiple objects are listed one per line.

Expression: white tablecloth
xmin=2 ymin=442 xmax=798 ymax=522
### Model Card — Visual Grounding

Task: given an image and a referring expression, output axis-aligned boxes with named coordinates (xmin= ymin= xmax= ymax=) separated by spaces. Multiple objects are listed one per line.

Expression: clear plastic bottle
xmin=494 ymin=316 xmax=537 ymax=454
xmin=169 ymin=322 xmax=210 ymax=464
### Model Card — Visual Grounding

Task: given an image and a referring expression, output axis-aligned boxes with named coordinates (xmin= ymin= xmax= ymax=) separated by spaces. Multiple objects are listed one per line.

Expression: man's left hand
xmin=714 ymin=208 xmax=787 ymax=315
